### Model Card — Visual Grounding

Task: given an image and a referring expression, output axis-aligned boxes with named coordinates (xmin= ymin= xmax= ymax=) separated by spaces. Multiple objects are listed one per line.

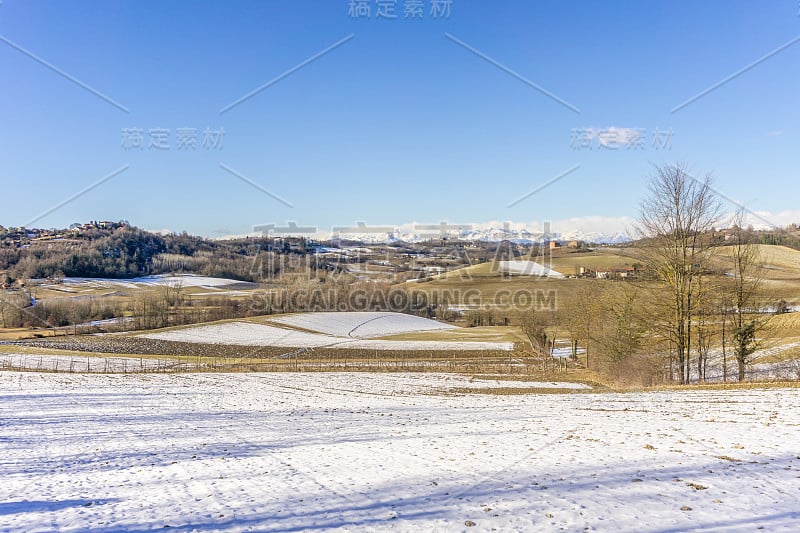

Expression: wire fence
xmin=0 ymin=351 xmax=576 ymax=375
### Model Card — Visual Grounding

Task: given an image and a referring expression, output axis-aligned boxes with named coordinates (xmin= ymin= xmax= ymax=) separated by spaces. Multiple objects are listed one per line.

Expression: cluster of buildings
xmin=574 ymin=265 xmax=639 ymax=280
xmin=548 ymin=240 xmax=583 ymax=250
xmin=0 ymin=221 xmax=124 ymax=246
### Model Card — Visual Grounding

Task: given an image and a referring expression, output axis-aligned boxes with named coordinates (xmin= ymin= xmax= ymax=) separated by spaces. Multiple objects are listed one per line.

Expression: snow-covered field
xmin=141 ymin=321 xmax=513 ymax=351
xmin=45 ymin=274 xmax=251 ymax=290
xmin=2 ymin=372 xmax=798 ymax=532
xmin=141 ymin=313 xmax=514 ymax=351
xmin=268 ymin=311 xmax=457 ymax=338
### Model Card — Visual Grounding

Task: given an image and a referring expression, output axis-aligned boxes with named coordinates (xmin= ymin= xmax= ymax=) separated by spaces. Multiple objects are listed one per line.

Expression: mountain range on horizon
xmin=222 ymin=224 xmax=633 ymax=245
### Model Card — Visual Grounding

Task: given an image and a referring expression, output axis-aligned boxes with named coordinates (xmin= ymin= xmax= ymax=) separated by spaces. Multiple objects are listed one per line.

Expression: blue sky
xmin=1 ymin=0 xmax=798 ymax=236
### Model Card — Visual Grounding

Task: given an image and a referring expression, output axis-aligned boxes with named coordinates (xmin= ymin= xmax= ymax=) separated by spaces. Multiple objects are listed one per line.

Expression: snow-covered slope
xmin=268 ymin=311 xmax=456 ymax=338
xmin=53 ymin=274 xmax=249 ymax=289
xmin=2 ymin=372 xmax=799 ymax=532
xmin=140 ymin=316 xmax=511 ymax=351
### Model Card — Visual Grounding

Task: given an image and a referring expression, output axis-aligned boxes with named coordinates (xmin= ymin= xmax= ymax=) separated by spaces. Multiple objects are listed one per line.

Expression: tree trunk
xmin=721 ymin=313 xmax=727 ymax=383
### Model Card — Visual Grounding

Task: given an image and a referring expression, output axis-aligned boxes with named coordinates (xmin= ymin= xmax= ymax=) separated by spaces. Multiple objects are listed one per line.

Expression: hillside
xmin=714 ymin=245 xmax=800 ymax=279
xmin=426 ymin=250 xmax=637 ymax=280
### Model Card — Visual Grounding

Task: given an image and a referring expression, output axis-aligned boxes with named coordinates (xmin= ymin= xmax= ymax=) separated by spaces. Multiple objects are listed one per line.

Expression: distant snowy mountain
xmin=393 ymin=227 xmax=629 ymax=245
xmin=229 ymin=225 xmax=631 ymax=245
xmin=557 ymin=230 xmax=631 ymax=245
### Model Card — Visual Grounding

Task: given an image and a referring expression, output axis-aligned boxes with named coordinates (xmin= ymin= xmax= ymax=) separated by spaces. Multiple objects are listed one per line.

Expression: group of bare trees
xmin=634 ymin=164 xmax=724 ymax=383
xmin=631 ymin=163 xmax=769 ymax=383
xmin=519 ymin=282 xmax=664 ymax=385
xmin=521 ymin=164 xmax=776 ymax=385
xmin=0 ymin=290 xmax=121 ymax=330
xmin=0 ymin=290 xmax=32 ymax=328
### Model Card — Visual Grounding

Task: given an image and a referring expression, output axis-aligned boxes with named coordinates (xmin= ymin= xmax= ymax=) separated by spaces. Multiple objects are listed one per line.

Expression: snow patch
xmin=269 ymin=311 xmax=456 ymax=338
xmin=497 ymin=260 xmax=565 ymax=278
xmin=53 ymin=274 xmax=249 ymax=290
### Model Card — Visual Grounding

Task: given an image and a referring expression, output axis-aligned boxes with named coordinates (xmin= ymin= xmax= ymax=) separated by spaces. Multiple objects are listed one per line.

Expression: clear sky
xmin=1 ymin=0 xmax=798 ymax=237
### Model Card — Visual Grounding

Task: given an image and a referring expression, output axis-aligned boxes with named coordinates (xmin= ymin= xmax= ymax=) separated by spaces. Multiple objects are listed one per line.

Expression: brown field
xmin=764 ymin=311 xmax=800 ymax=338
xmin=377 ymin=325 xmax=526 ymax=344
xmin=711 ymin=245 xmax=800 ymax=283
xmin=546 ymin=249 xmax=640 ymax=275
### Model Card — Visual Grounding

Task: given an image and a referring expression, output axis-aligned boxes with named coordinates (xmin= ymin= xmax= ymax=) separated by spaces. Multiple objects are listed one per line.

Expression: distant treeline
xmin=0 ymin=224 xmax=304 ymax=283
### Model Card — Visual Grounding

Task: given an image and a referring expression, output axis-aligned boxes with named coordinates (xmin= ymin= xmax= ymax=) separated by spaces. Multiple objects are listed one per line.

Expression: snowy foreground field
xmin=1 ymin=373 xmax=799 ymax=532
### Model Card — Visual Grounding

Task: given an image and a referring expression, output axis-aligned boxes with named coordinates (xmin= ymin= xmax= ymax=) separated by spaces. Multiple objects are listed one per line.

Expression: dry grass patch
xmin=447 ymin=386 xmax=594 ymax=395
xmin=764 ymin=312 xmax=800 ymax=339
xmin=625 ymin=381 xmax=800 ymax=392
xmin=377 ymin=325 xmax=524 ymax=343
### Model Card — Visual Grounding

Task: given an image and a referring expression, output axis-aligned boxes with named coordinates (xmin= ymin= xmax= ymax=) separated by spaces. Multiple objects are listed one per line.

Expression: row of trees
xmin=0 ymin=285 xmax=257 ymax=332
xmin=0 ymin=292 xmax=118 ymax=330
xmin=518 ymin=164 xmax=779 ymax=384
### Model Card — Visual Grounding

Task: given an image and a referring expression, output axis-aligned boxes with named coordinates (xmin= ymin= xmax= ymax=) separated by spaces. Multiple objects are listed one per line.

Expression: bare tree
xmin=634 ymin=163 xmax=721 ymax=384
xmin=0 ymin=294 xmax=10 ymax=329
xmin=560 ymin=281 xmax=602 ymax=369
xmin=596 ymin=285 xmax=649 ymax=358
xmin=694 ymin=277 xmax=716 ymax=383
xmin=726 ymin=209 xmax=767 ymax=381
xmin=518 ymin=310 xmax=550 ymax=357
